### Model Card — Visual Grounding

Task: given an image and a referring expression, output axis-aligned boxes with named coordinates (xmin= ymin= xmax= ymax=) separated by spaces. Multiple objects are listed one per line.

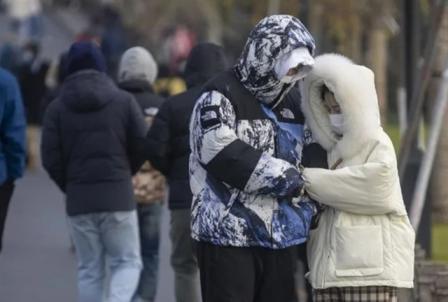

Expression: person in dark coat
xmin=145 ymin=42 xmax=228 ymax=302
xmin=0 ymin=67 xmax=26 ymax=253
xmin=41 ymin=41 xmax=147 ymax=302
xmin=117 ymin=46 xmax=166 ymax=302
xmin=17 ymin=41 xmax=49 ymax=169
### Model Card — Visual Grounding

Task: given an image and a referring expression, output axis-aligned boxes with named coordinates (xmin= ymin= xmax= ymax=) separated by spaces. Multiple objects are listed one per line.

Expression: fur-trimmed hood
xmin=301 ymin=54 xmax=381 ymax=159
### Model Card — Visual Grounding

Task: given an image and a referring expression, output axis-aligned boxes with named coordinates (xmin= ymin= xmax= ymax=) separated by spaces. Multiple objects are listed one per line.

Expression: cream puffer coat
xmin=301 ymin=54 xmax=415 ymax=289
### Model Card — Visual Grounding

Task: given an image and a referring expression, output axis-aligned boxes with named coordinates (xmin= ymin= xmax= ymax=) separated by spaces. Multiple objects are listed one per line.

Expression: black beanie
xmin=66 ymin=41 xmax=107 ymax=76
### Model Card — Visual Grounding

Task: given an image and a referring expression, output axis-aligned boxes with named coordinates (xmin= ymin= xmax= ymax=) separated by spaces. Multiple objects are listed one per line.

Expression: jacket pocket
xmin=335 ymin=225 xmax=384 ymax=277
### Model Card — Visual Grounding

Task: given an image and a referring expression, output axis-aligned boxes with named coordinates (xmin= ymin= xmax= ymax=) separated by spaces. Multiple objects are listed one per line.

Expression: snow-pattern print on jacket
xmin=189 ymin=15 xmax=316 ymax=249
xmin=189 ymin=86 xmax=316 ymax=248
xmin=235 ymin=15 xmax=315 ymax=105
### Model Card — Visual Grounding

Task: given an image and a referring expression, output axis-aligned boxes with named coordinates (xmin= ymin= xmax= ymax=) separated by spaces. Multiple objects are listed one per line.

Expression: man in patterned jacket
xmin=189 ymin=15 xmax=316 ymax=302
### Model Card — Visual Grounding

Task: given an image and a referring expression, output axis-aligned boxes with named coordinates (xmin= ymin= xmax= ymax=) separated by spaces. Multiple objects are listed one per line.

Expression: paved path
xmin=0 ymin=167 xmax=176 ymax=302
xmin=0 ymin=169 xmax=77 ymax=302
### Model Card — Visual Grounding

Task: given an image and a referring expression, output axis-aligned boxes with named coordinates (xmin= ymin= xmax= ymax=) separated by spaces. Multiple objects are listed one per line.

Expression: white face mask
xmin=279 ymin=65 xmax=312 ymax=84
xmin=329 ymin=113 xmax=344 ymax=135
xmin=276 ymin=48 xmax=314 ymax=84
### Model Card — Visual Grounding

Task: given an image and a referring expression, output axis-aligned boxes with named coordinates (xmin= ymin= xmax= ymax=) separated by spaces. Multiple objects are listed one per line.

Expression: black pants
xmin=0 ymin=181 xmax=14 ymax=253
xmin=196 ymin=241 xmax=298 ymax=302
xmin=297 ymin=242 xmax=313 ymax=302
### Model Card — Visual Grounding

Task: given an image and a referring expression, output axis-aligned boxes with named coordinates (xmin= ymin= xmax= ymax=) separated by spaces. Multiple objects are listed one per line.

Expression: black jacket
xmin=147 ymin=86 xmax=202 ymax=209
xmin=41 ymin=70 xmax=148 ymax=216
xmin=18 ymin=59 xmax=50 ymax=125
xmin=119 ymin=80 xmax=164 ymax=114
xmin=146 ymin=43 xmax=228 ymax=210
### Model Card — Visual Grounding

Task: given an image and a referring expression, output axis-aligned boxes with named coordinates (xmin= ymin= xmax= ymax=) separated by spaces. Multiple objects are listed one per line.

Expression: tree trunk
xmin=308 ymin=2 xmax=324 ymax=47
xmin=196 ymin=0 xmax=223 ymax=44
xmin=367 ymin=24 xmax=389 ymax=125
xmin=429 ymin=7 xmax=448 ymax=226
xmin=349 ymin=13 xmax=362 ymax=62
xmin=267 ymin=0 xmax=280 ymax=15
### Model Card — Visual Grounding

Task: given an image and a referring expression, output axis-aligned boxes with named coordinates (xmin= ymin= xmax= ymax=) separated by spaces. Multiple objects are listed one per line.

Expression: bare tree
xmin=429 ymin=5 xmax=448 ymax=237
xmin=364 ymin=0 xmax=397 ymax=126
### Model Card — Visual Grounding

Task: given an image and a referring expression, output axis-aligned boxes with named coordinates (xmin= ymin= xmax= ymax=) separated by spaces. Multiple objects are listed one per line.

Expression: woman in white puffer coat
xmin=301 ymin=53 xmax=415 ymax=302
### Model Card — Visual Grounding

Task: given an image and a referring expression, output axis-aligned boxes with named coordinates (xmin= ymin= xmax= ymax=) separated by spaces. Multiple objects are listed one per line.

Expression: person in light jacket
xmin=300 ymin=54 xmax=415 ymax=302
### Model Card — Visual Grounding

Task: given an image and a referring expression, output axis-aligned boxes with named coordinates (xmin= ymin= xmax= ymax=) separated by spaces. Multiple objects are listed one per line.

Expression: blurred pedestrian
xmin=100 ymin=6 xmax=128 ymax=79
xmin=0 ymin=31 xmax=22 ymax=74
xmin=41 ymin=51 xmax=69 ymax=115
xmin=153 ymin=65 xmax=186 ymax=98
xmin=117 ymin=46 xmax=166 ymax=302
xmin=0 ymin=67 xmax=26 ymax=253
xmin=5 ymin=0 xmax=43 ymax=43
xmin=301 ymin=54 xmax=415 ymax=302
xmin=188 ymin=15 xmax=316 ymax=302
xmin=41 ymin=41 xmax=147 ymax=302
xmin=17 ymin=41 xmax=49 ymax=170
xmin=146 ymin=43 xmax=228 ymax=302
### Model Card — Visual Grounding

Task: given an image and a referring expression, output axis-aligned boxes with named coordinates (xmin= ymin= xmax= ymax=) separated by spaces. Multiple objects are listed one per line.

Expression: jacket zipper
xmin=271 ymin=206 xmax=277 ymax=248
xmin=319 ymin=159 xmax=342 ymax=287
xmin=320 ymin=160 xmax=340 ymax=286
xmin=264 ymin=105 xmax=292 ymax=249
xmin=269 ymin=116 xmax=278 ymax=248
xmin=320 ymin=208 xmax=334 ymax=288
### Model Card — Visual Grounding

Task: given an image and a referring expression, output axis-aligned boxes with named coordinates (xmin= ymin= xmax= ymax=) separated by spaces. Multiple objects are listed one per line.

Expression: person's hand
xmin=293 ymin=174 xmax=306 ymax=199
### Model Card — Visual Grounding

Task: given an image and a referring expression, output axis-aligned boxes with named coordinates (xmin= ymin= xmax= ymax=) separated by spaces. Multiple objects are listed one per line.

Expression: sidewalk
xmin=0 ymin=170 xmax=77 ymax=302
xmin=0 ymin=168 xmax=175 ymax=302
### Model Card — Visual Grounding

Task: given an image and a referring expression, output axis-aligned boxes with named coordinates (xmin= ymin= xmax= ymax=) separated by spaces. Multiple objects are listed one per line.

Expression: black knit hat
xmin=66 ymin=41 xmax=107 ymax=76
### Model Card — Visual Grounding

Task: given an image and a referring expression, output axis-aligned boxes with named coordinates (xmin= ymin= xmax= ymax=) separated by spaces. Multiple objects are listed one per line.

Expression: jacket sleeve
xmin=190 ymin=90 xmax=304 ymax=198
xmin=1 ymin=75 xmax=26 ymax=181
xmin=303 ymin=143 xmax=400 ymax=215
xmin=41 ymin=102 xmax=66 ymax=191
xmin=145 ymin=100 xmax=171 ymax=175
xmin=127 ymin=96 xmax=149 ymax=175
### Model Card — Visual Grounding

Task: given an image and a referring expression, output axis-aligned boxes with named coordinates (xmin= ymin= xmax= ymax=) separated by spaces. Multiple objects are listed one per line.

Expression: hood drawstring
xmin=271 ymin=83 xmax=294 ymax=109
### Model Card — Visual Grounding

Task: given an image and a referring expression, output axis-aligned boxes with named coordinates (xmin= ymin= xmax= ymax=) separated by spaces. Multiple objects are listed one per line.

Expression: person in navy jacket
xmin=0 ymin=67 xmax=26 ymax=253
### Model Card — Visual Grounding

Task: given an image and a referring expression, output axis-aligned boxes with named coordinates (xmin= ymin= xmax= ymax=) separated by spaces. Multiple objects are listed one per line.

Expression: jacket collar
xmin=118 ymin=79 xmax=153 ymax=93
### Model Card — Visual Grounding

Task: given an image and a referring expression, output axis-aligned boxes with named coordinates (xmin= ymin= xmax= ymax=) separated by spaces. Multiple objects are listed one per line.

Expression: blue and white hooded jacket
xmin=189 ymin=15 xmax=316 ymax=249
